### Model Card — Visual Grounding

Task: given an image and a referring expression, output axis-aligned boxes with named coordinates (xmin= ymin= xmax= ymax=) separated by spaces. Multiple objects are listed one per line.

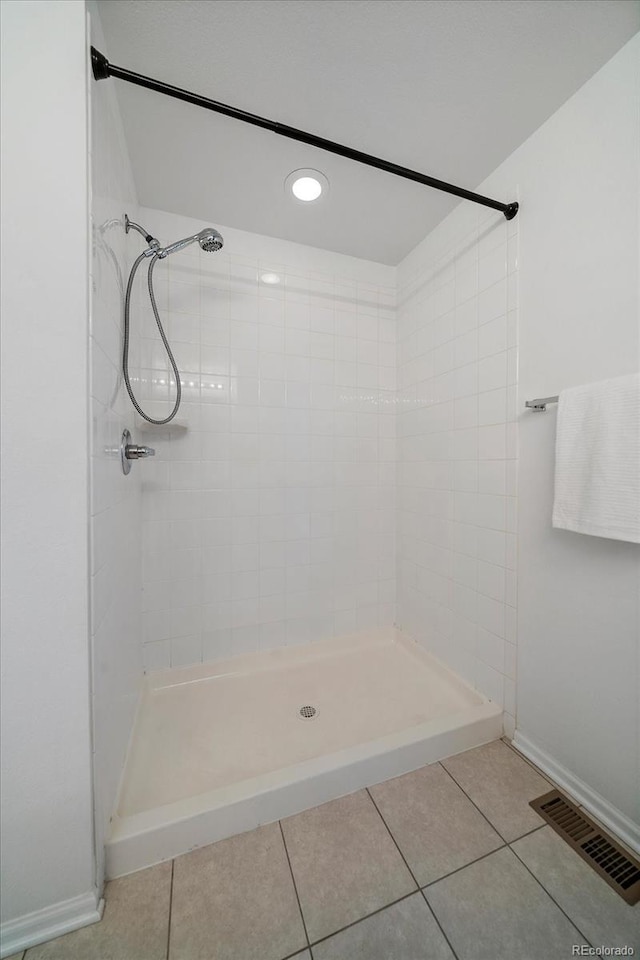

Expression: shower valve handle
xmin=125 ymin=443 xmax=155 ymax=460
xmin=120 ymin=429 xmax=155 ymax=475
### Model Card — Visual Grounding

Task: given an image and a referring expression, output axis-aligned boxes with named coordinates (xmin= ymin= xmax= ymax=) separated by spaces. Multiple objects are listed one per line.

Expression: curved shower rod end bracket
xmin=504 ymin=202 xmax=519 ymax=221
xmin=91 ymin=46 xmax=111 ymax=81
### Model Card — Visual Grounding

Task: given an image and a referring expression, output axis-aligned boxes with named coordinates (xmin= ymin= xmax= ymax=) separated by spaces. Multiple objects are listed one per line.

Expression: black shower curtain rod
xmin=91 ymin=47 xmax=519 ymax=221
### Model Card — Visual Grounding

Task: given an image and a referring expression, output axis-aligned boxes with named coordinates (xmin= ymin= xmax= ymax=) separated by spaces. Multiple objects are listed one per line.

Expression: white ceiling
xmin=97 ymin=0 xmax=639 ymax=265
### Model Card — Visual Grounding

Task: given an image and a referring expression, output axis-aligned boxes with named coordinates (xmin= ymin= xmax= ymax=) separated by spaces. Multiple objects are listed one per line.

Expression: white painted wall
xmin=135 ymin=207 xmax=396 ymax=669
xmin=87 ymin=1 xmax=143 ymax=885
xmin=396 ymin=202 xmax=519 ymax=736
xmin=478 ymin=34 xmax=639 ymax=844
xmin=509 ymin=34 xmax=639 ymax=843
xmin=397 ymin=32 xmax=639 ymax=846
xmin=0 ymin=0 xmax=100 ymax=953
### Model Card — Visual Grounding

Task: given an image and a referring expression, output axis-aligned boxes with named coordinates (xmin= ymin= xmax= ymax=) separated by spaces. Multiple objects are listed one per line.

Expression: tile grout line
xmin=441 ymin=751 xmax=596 ymax=949
xmin=500 ymin=736 xmax=627 ymax=852
xmin=420 ymin=844 xmax=507 ymax=891
xmin=278 ymin=820 xmax=312 ymax=956
xmin=499 ymin=739 xmax=603 ymax=839
xmin=305 ymin=890 xmax=418 ymax=952
xmin=508 ymin=841 xmax=595 ymax=949
xmin=500 ymin=736 xmax=555 ymax=785
xmin=165 ymin=858 xmax=175 ymax=960
xmin=364 ymin=788 xmax=418 ymax=893
xmin=365 ymin=787 xmax=461 ymax=960
xmin=280 ymin=948 xmax=313 ymax=960
xmin=438 ymin=761 xmax=510 ymax=844
xmin=295 ymin=810 xmax=526 ymax=952
xmin=511 ymin=822 xmax=547 ymax=842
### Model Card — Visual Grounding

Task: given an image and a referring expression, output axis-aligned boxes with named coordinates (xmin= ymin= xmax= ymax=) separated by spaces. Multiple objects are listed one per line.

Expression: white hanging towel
xmin=552 ymin=372 xmax=640 ymax=543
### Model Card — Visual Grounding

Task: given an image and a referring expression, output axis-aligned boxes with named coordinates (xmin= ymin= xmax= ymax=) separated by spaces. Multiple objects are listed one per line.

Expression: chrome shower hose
xmin=123 ymin=251 xmax=182 ymax=425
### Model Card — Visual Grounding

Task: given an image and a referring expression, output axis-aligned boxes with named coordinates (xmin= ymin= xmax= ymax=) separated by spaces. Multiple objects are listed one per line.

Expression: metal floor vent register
xmin=530 ymin=789 xmax=640 ymax=905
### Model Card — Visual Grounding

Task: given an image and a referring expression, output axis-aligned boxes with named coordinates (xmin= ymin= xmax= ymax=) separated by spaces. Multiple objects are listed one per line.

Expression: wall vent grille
xmin=530 ymin=790 xmax=640 ymax=905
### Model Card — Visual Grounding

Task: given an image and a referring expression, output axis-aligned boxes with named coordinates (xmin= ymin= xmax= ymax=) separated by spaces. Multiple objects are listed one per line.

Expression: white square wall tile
xmin=396 ymin=211 xmax=518 ymax=721
xmin=479 ymin=422 xmax=506 ymax=464
xmin=476 ymin=626 xmax=505 ymax=672
xmin=454 ymin=460 xmax=478 ymax=492
xmin=478 ymin=388 xmax=507 ymax=426
xmin=478 ymin=460 xmax=506 ymax=495
xmin=476 ymin=528 xmax=506 ymax=567
xmin=454 ymin=395 xmax=478 ymax=429
xmin=477 ymin=560 xmax=506 ymax=602
xmin=477 ymin=593 xmax=506 ymax=639
xmin=170 ymin=634 xmax=203 ymax=667
xmin=143 ymin=639 xmax=170 ymax=672
xmin=453 ymin=553 xmax=477 ymax=589
xmin=476 ymin=494 xmax=506 ymax=531
xmin=478 ymin=244 xmax=507 ymax=292
xmin=475 ymin=659 xmax=504 ymax=706
xmin=478 ymin=315 xmax=507 ymax=359
xmin=455 ymin=298 xmax=478 ymax=336
xmin=454 ymin=330 xmax=478 ymax=368
xmin=478 ymin=279 xmax=507 ymax=325
xmin=478 ymin=352 xmax=507 ymax=392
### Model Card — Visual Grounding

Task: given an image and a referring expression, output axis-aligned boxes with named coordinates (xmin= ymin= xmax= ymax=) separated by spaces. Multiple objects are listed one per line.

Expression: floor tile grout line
xmin=419 ymin=843 xmax=507 ymax=890
xmin=511 ymin=822 xmax=547 ymax=842
xmin=365 ymin=787 xmax=461 ymax=960
xmin=501 ymin=738 xmax=599 ymax=832
xmin=293 ymin=841 xmax=513 ymax=951
xmin=376 ymin=748 xmax=603 ymax=951
xmin=166 ymin=858 xmax=175 ymax=960
xmin=280 ymin=947 xmax=312 ymax=960
xmin=501 ymin=736 xmax=555 ymax=786
xmin=508 ymin=841 xmax=595 ymax=949
xmin=503 ymin=739 xmax=639 ymax=861
xmin=278 ymin=820 xmax=312 ymax=954
xmin=419 ymin=888 xmax=462 ymax=959
xmin=305 ymin=890 xmax=418 ymax=951
xmin=438 ymin=761 xmax=510 ymax=844
xmin=363 ymin=787 xmax=418 ymax=893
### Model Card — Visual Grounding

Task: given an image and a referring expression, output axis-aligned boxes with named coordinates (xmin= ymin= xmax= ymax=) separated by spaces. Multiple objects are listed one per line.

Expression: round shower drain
xmin=298 ymin=705 xmax=317 ymax=720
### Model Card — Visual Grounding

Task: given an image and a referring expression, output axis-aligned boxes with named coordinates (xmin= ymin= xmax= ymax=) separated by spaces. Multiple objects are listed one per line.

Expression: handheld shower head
xmin=197 ymin=228 xmax=224 ymax=253
xmin=158 ymin=227 xmax=224 ymax=258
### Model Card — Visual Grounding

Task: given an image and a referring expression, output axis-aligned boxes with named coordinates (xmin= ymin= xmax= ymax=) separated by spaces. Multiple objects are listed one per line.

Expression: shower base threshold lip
xmin=105 ymin=629 xmax=502 ymax=878
xmin=109 ymin=699 xmax=501 ymax=842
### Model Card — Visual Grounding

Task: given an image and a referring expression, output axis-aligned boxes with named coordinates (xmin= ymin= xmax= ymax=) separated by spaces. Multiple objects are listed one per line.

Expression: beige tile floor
xmin=15 ymin=740 xmax=640 ymax=960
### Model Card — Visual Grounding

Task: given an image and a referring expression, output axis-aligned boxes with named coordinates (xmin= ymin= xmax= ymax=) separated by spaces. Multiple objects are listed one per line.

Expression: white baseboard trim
xmin=512 ymin=731 xmax=640 ymax=855
xmin=0 ymin=889 xmax=104 ymax=958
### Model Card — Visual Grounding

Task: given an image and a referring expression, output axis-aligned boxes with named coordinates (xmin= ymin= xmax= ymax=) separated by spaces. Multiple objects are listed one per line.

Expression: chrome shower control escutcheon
xmin=121 ymin=428 xmax=155 ymax=475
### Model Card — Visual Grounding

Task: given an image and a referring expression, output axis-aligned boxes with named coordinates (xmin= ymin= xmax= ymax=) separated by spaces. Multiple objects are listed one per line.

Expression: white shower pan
xmin=106 ymin=628 xmax=502 ymax=878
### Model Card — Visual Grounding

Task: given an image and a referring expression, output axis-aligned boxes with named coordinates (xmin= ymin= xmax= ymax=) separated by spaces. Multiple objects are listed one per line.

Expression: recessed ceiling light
xmin=293 ymin=177 xmax=321 ymax=201
xmin=285 ymin=168 xmax=329 ymax=204
xmin=261 ymin=272 xmax=281 ymax=284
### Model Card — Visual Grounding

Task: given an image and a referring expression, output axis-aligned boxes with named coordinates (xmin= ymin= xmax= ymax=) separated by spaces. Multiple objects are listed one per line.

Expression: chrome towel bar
xmin=525 ymin=395 xmax=559 ymax=412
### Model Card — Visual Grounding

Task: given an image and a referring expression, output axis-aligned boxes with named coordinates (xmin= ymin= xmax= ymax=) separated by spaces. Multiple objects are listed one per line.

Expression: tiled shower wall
xmin=89 ymin=5 xmax=142 ymax=871
xmin=396 ymin=203 xmax=519 ymax=737
xmin=135 ymin=208 xmax=397 ymax=670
